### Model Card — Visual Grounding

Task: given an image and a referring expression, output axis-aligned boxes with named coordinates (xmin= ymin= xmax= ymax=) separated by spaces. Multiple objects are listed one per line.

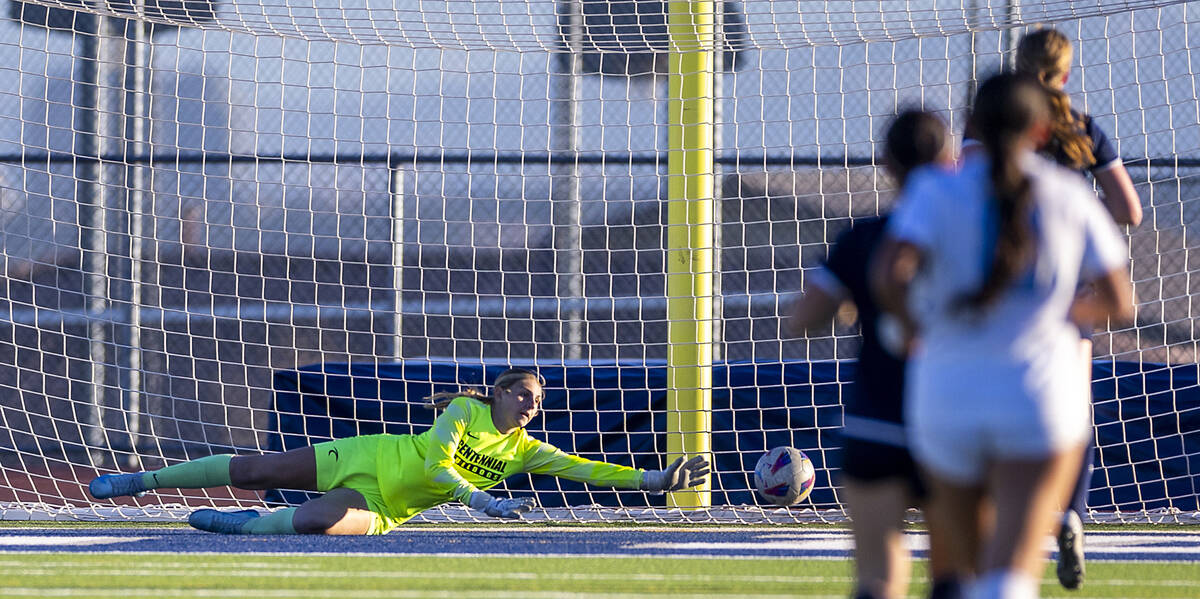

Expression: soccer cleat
xmin=1057 ymin=509 xmax=1086 ymax=590
xmin=188 ymin=509 xmax=261 ymax=534
xmin=88 ymin=472 xmax=149 ymax=499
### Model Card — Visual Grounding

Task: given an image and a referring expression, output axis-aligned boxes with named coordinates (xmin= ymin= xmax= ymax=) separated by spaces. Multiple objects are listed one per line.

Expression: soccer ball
xmin=753 ymin=446 xmax=816 ymax=506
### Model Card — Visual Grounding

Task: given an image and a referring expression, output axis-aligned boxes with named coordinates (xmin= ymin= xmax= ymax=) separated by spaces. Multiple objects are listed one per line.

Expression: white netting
xmin=6 ymin=0 xmax=1192 ymax=49
xmin=0 ymin=0 xmax=1196 ymax=523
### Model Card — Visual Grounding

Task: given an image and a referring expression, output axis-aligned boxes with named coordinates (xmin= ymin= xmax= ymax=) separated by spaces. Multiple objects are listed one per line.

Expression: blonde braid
xmin=425 ymin=388 xmax=490 ymax=409
xmin=1016 ymin=28 xmax=1095 ymax=170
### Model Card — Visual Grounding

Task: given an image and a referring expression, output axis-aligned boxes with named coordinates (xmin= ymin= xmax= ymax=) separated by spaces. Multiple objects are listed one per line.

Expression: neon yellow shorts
xmin=313 ymin=435 xmax=405 ymax=535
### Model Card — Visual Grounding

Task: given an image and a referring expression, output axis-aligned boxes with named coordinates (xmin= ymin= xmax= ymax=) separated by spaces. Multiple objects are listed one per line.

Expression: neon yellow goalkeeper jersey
xmin=377 ymin=395 xmax=645 ymax=522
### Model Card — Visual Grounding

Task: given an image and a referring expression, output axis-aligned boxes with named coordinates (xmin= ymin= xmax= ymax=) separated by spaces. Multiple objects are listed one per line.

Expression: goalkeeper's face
xmin=493 ymin=378 xmax=544 ymax=432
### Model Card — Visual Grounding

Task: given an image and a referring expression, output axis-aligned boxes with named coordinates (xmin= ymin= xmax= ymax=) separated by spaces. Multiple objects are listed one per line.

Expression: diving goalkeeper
xmin=88 ymin=368 xmax=710 ymax=535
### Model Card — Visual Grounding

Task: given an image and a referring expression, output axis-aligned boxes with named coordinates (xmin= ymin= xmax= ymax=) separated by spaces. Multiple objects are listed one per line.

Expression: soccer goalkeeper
xmin=88 ymin=368 xmax=710 ymax=535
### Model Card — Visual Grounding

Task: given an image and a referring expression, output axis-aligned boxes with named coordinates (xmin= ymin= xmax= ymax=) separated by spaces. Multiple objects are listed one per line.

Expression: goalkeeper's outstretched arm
xmin=521 ymin=438 xmax=710 ymax=493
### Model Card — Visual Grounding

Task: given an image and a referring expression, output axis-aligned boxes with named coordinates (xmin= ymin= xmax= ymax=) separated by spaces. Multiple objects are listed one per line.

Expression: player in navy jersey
xmin=874 ymin=74 xmax=1133 ymax=599
xmin=1014 ymin=28 xmax=1142 ymax=590
xmin=1015 ymin=29 xmax=1141 ymax=228
xmin=790 ymin=110 xmax=957 ymax=599
xmin=963 ymin=29 xmax=1140 ymax=229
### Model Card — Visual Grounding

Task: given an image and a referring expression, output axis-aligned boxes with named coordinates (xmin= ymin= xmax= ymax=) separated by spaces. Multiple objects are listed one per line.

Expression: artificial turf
xmin=0 ymin=553 xmax=1196 ymax=598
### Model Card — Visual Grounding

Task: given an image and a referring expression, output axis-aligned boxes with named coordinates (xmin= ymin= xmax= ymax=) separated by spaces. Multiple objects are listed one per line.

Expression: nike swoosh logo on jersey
xmin=152 ymin=473 xmax=159 ymax=487
xmin=465 ymin=432 xmax=479 ymax=439
xmin=328 ymin=448 xmax=339 ymax=461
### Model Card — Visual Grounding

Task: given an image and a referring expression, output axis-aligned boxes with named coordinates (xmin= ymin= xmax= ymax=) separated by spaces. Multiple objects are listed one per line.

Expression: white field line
xmin=0 ymin=559 xmax=296 ymax=570
xmin=2 ymin=565 xmax=854 ymax=585
xmin=5 ymin=525 xmax=834 ymax=533
xmin=10 ymin=525 xmax=1200 ymax=537
xmin=3 ymin=563 xmax=1199 ymax=589
xmin=0 ymin=549 xmax=852 ymax=560
xmin=0 ymin=589 xmax=843 ymax=599
xmin=0 ymin=548 xmax=1193 ymax=563
xmin=2 ymin=591 xmax=1194 ymax=599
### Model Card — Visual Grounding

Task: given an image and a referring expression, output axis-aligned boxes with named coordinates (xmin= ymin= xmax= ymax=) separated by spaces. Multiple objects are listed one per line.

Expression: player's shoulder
xmin=514 ymin=427 xmax=549 ymax=450
xmin=1071 ymin=108 xmax=1103 ymax=136
xmin=1027 ymin=152 xmax=1089 ymax=191
xmin=907 ymin=161 xmax=957 ymax=185
xmin=900 ymin=161 xmax=970 ymax=210
xmin=854 ymin=214 xmax=888 ymax=231
xmin=1025 ymin=153 xmax=1097 ymax=214
xmin=834 ymin=215 xmax=887 ymax=246
xmin=447 ymin=394 xmax=488 ymax=415
xmin=1074 ymin=110 xmax=1120 ymax=171
xmin=911 ymin=161 xmax=966 ymax=193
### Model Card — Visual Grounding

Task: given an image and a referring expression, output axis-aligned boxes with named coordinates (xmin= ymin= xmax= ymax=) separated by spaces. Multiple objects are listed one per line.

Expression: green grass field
xmin=0 ymin=553 xmax=1197 ymax=598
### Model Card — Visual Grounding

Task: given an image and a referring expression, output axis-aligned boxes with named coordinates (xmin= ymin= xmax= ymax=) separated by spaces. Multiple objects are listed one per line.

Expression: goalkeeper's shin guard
xmin=241 ymin=507 xmax=299 ymax=534
xmin=144 ymin=455 xmax=234 ymax=490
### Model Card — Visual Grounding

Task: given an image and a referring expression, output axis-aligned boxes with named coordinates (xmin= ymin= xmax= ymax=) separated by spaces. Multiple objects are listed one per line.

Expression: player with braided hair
xmin=1015 ymin=28 xmax=1142 ymax=590
xmin=964 ymin=29 xmax=1140 ymax=230
xmin=960 ymin=31 xmax=1142 ymax=589
xmin=1014 ymin=29 xmax=1141 ymax=228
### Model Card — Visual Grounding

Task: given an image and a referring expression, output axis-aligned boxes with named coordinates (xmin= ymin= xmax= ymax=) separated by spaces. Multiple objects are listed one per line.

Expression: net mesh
xmin=8 ymin=0 xmax=1192 ymax=49
xmin=0 ymin=0 xmax=1196 ymax=523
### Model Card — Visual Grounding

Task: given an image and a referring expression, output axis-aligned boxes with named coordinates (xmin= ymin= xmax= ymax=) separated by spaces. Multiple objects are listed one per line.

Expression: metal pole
xmin=74 ymin=25 xmax=108 ymax=466
xmin=1002 ymin=0 xmax=1022 ymax=69
xmin=123 ymin=16 xmax=151 ymax=468
xmin=551 ymin=1 xmax=584 ymax=361
xmin=84 ymin=14 xmax=136 ymax=465
xmin=390 ymin=165 xmax=405 ymax=360
xmin=968 ymin=0 xmax=981 ymax=105
xmin=96 ymin=15 xmax=124 ymax=461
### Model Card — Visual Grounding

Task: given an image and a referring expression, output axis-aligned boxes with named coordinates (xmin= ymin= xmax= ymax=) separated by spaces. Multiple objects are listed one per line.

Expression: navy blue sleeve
xmin=823 ymin=226 xmax=857 ymax=290
xmin=1084 ymin=114 xmax=1120 ymax=171
xmin=820 ymin=218 xmax=889 ymax=309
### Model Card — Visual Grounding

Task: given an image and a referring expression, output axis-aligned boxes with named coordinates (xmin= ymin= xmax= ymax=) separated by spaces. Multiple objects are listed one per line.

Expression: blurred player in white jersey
xmin=873 ymin=73 xmax=1133 ymax=599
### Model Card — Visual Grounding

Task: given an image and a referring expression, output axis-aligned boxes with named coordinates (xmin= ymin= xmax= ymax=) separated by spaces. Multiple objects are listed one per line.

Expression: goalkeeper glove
xmin=468 ymin=491 xmax=536 ymax=519
xmin=641 ymin=455 xmax=711 ymax=493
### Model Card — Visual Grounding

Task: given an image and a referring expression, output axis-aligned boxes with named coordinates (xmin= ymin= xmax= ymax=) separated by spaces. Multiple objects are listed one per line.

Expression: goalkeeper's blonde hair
xmin=425 ymin=368 xmax=545 ymax=409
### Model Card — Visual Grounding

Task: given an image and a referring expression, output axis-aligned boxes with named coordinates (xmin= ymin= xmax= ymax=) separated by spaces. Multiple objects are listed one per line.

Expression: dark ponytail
xmin=425 ymin=368 xmax=545 ymax=409
xmin=962 ymin=73 xmax=1050 ymax=311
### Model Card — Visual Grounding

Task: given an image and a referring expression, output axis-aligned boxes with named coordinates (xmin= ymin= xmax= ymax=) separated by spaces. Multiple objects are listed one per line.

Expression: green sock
xmin=142 ymin=454 xmax=233 ymax=489
xmin=241 ymin=507 xmax=298 ymax=535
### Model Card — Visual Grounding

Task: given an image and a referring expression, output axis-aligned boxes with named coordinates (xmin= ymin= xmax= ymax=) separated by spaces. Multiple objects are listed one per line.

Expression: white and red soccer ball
xmin=753 ymin=446 xmax=816 ymax=506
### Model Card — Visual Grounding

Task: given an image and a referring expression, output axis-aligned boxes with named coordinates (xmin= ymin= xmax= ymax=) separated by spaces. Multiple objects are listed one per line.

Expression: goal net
xmin=0 ymin=0 xmax=1196 ymax=523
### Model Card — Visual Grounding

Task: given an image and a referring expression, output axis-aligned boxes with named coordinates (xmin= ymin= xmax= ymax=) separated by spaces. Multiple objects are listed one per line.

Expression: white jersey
xmin=888 ymin=152 xmax=1129 ymax=481
xmin=889 ymin=153 xmax=1127 ymax=364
